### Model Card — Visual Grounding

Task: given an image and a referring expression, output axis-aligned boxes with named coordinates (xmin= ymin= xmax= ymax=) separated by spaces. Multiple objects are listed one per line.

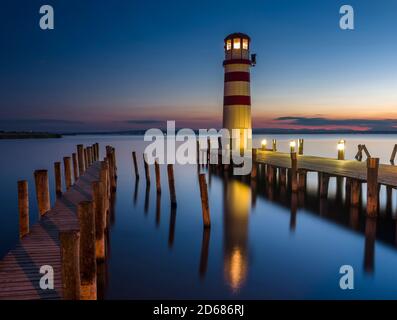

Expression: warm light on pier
xmin=337 ymin=139 xmax=345 ymax=160
xmin=261 ymin=139 xmax=267 ymax=150
xmin=290 ymin=140 xmax=296 ymax=153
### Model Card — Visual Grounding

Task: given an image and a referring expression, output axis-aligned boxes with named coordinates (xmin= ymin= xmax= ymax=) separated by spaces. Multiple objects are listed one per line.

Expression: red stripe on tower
xmin=223 ymin=96 xmax=251 ymax=106
xmin=224 ymin=72 xmax=250 ymax=82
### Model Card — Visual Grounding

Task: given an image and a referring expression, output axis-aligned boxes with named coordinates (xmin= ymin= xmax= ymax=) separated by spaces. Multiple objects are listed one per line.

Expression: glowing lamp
xmin=261 ymin=139 xmax=267 ymax=150
xmin=290 ymin=140 xmax=296 ymax=153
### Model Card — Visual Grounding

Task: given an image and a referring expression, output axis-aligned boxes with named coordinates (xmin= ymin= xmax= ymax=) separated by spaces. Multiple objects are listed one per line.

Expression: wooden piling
xmin=77 ymin=144 xmax=85 ymax=176
xmin=367 ymin=157 xmax=379 ymax=217
xmin=167 ymin=164 xmax=177 ymax=207
xmin=196 ymin=140 xmax=200 ymax=165
xmin=290 ymin=152 xmax=298 ymax=192
xmin=251 ymin=149 xmax=257 ymax=179
xmin=390 ymin=144 xmax=397 ymax=165
xmin=155 ymin=160 xmax=161 ymax=194
xmin=77 ymin=201 xmax=97 ymax=300
xmin=100 ymin=161 xmax=109 ymax=221
xmin=279 ymin=168 xmax=287 ymax=186
xmin=72 ymin=152 xmax=79 ymax=182
xmin=298 ymin=139 xmax=304 ymax=155
xmin=63 ymin=157 xmax=72 ymax=191
xmin=92 ymin=181 xmax=105 ymax=261
xmin=17 ymin=180 xmax=29 ymax=238
xmin=60 ymin=230 xmax=81 ymax=300
xmin=272 ymin=139 xmax=277 ymax=152
xmin=143 ymin=153 xmax=150 ymax=185
xmin=267 ymin=165 xmax=275 ymax=185
xmin=34 ymin=170 xmax=50 ymax=216
xmin=319 ymin=172 xmax=330 ymax=198
xmin=198 ymin=174 xmax=211 ymax=228
xmin=298 ymin=170 xmax=306 ymax=191
xmin=132 ymin=151 xmax=139 ymax=180
xmin=54 ymin=162 xmax=62 ymax=197
xmin=350 ymin=179 xmax=361 ymax=206
xmin=84 ymin=148 xmax=89 ymax=169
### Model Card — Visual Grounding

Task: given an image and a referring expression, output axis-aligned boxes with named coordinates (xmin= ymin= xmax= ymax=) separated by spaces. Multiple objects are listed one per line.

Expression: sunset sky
xmin=1 ymin=0 xmax=397 ymax=132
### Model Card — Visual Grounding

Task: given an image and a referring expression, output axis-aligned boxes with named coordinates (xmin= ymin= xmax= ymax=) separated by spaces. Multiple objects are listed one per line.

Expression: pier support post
xmin=251 ymin=149 xmax=257 ymax=179
xmin=198 ymin=174 xmax=211 ymax=228
xmin=351 ymin=179 xmax=361 ymax=206
xmin=84 ymin=148 xmax=89 ymax=169
xmin=367 ymin=157 xmax=379 ymax=217
xmin=92 ymin=181 xmax=105 ymax=261
xmin=54 ymin=162 xmax=62 ymax=197
xmin=63 ymin=157 xmax=72 ymax=191
xmin=34 ymin=170 xmax=50 ymax=216
xmin=100 ymin=161 xmax=110 ymax=224
xmin=298 ymin=170 xmax=307 ymax=191
xmin=290 ymin=152 xmax=298 ymax=193
xmin=72 ymin=152 xmax=79 ymax=182
xmin=78 ymin=201 xmax=97 ymax=300
xmin=167 ymin=164 xmax=177 ymax=207
xmin=143 ymin=153 xmax=150 ymax=185
xmin=272 ymin=139 xmax=277 ymax=152
xmin=132 ymin=151 xmax=139 ymax=180
xmin=17 ymin=180 xmax=29 ymax=238
xmin=77 ymin=144 xmax=85 ymax=176
xmin=319 ymin=172 xmax=330 ymax=198
xmin=267 ymin=165 xmax=275 ymax=185
xmin=279 ymin=168 xmax=287 ymax=186
xmin=298 ymin=139 xmax=304 ymax=155
xmin=155 ymin=160 xmax=161 ymax=194
xmin=60 ymin=230 xmax=81 ymax=300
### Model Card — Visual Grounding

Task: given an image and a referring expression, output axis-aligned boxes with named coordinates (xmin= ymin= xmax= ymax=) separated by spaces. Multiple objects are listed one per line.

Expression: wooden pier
xmin=0 ymin=143 xmax=116 ymax=300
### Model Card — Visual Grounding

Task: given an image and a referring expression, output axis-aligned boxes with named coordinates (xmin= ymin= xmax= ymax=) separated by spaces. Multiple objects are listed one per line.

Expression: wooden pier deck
xmin=256 ymin=150 xmax=397 ymax=188
xmin=0 ymin=163 xmax=101 ymax=300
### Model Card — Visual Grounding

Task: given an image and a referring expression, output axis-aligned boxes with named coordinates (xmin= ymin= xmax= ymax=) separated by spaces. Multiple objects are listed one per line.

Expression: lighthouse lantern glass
xmin=226 ymin=40 xmax=232 ymax=50
xmin=242 ymin=39 xmax=248 ymax=50
xmin=233 ymin=38 xmax=240 ymax=49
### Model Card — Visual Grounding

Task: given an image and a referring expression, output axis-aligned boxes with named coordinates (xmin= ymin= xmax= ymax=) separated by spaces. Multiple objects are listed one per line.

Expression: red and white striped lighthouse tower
xmin=223 ymin=33 xmax=255 ymax=151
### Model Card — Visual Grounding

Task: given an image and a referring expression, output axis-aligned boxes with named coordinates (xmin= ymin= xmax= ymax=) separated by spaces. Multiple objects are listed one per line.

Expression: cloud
xmin=274 ymin=116 xmax=397 ymax=131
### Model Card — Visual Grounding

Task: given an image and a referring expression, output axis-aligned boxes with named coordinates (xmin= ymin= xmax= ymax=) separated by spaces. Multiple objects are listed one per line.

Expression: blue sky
xmin=1 ymin=0 xmax=397 ymax=132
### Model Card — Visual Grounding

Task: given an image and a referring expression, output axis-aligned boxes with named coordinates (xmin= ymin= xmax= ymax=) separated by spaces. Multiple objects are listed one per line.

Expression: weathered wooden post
xmin=87 ymin=147 xmax=93 ymax=166
xmin=207 ymin=138 xmax=211 ymax=164
xmin=267 ymin=165 xmax=275 ymax=185
xmin=272 ymin=139 xmax=277 ymax=152
xmin=298 ymin=139 xmax=304 ymax=155
xmin=155 ymin=160 xmax=161 ymax=194
xmin=17 ymin=180 xmax=29 ymax=238
xmin=143 ymin=153 xmax=150 ymax=185
xmin=196 ymin=140 xmax=200 ymax=165
xmin=92 ymin=181 xmax=105 ymax=261
xmin=54 ymin=162 xmax=62 ymax=197
xmin=367 ymin=157 xmax=379 ymax=217
xmin=390 ymin=144 xmax=397 ymax=165
xmin=319 ymin=172 xmax=330 ymax=198
xmin=63 ymin=157 xmax=72 ymax=191
xmin=337 ymin=140 xmax=345 ymax=160
xmin=251 ymin=149 xmax=257 ymax=179
xmin=198 ymin=174 xmax=211 ymax=228
xmin=77 ymin=144 xmax=85 ymax=176
xmin=100 ymin=161 xmax=109 ymax=221
xmin=84 ymin=148 xmax=89 ymax=169
xmin=77 ymin=201 xmax=97 ymax=300
xmin=290 ymin=152 xmax=298 ymax=192
xmin=298 ymin=170 xmax=306 ymax=191
xmin=34 ymin=170 xmax=50 ymax=216
xmin=350 ymin=179 xmax=361 ymax=206
xmin=132 ymin=151 xmax=139 ymax=180
xmin=72 ymin=152 xmax=79 ymax=182
xmin=167 ymin=164 xmax=177 ymax=207
xmin=60 ymin=230 xmax=81 ymax=300
xmin=279 ymin=168 xmax=287 ymax=186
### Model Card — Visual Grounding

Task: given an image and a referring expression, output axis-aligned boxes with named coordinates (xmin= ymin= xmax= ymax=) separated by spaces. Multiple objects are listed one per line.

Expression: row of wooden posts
xmin=131 ymin=151 xmax=211 ymax=228
xmin=251 ymin=141 xmax=381 ymax=218
xmin=16 ymin=143 xmax=117 ymax=300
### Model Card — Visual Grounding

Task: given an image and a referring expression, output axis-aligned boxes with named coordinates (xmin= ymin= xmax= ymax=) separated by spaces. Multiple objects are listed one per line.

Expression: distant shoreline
xmin=0 ymin=132 xmax=62 ymax=139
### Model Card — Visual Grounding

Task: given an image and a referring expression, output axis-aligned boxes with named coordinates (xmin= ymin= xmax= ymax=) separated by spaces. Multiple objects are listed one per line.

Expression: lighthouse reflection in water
xmin=223 ymin=178 xmax=251 ymax=292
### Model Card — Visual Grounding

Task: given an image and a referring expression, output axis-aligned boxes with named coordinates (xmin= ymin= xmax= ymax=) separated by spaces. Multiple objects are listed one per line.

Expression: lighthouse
xmin=223 ymin=33 xmax=255 ymax=152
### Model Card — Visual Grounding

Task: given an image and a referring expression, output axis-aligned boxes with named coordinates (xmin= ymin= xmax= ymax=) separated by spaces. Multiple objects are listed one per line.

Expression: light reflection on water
xmin=1 ymin=134 xmax=397 ymax=299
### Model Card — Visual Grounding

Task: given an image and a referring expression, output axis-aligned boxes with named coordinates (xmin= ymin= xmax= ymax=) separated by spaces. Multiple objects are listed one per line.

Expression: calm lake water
xmin=1 ymin=134 xmax=397 ymax=299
